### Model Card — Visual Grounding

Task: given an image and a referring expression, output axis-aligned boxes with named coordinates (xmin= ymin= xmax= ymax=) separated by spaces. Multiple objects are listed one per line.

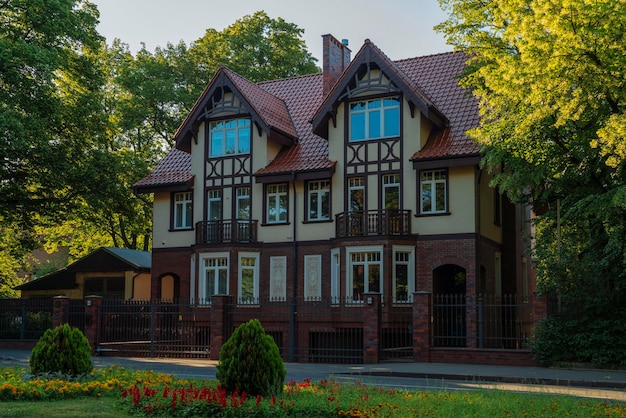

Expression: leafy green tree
xmin=189 ymin=11 xmax=319 ymax=85
xmin=0 ymin=0 xmax=103 ymax=229
xmin=437 ymin=0 xmax=626 ymax=365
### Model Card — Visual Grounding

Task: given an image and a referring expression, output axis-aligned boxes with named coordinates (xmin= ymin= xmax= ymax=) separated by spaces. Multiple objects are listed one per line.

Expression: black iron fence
xmin=335 ymin=210 xmax=411 ymax=237
xmin=0 ymin=298 xmax=53 ymax=340
xmin=433 ymin=294 xmax=533 ymax=350
xmin=96 ymin=299 xmax=210 ymax=358
xmin=1 ymin=294 xmax=538 ymax=362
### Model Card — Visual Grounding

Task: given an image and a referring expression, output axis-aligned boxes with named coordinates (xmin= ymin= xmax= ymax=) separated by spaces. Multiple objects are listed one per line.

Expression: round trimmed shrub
xmin=30 ymin=323 xmax=93 ymax=375
xmin=216 ymin=319 xmax=286 ymax=397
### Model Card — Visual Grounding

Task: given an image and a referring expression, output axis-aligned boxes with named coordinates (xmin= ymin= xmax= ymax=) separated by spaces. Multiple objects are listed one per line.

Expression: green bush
xmin=30 ymin=324 xmax=93 ymax=375
xmin=216 ymin=319 xmax=286 ymax=397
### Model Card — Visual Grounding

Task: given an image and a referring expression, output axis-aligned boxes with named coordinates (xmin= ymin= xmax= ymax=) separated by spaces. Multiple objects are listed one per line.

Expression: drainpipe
xmin=289 ymin=171 xmax=298 ymax=362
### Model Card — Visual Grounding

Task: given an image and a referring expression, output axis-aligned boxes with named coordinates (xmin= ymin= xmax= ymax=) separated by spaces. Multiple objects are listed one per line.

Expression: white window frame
xmin=307 ymin=180 xmax=330 ymax=221
xmin=331 ymin=248 xmax=340 ymax=304
xmin=209 ymin=118 xmax=251 ymax=158
xmin=173 ymin=191 xmax=193 ymax=229
xmin=348 ymin=177 xmax=365 ymax=212
xmin=236 ymin=187 xmax=250 ymax=220
xmin=266 ymin=183 xmax=288 ymax=224
xmin=238 ymin=252 xmax=260 ymax=304
xmin=198 ymin=252 xmax=230 ymax=305
xmin=420 ymin=169 xmax=447 ymax=214
xmin=383 ymin=173 xmax=400 ymax=210
xmin=207 ymin=189 xmax=222 ymax=221
xmin=349 ymin=97 xmax=400 ymax=141
xmin=346 ymin=246 xmax=383 ymax=304
xmin=392 ymin=245 xmax=415 ymax=304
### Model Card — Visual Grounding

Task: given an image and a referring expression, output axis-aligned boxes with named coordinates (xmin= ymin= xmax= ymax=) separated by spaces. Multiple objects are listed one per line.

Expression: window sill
xmin=169 ymin=227 xmax=194 ymax=232
xmin=414 ymin=211 xmax=451 ymax=217
xmin=302 ymin=219 xmax=333 ymax=224
xmin=261 ymin=222 xmax=290 ymax=227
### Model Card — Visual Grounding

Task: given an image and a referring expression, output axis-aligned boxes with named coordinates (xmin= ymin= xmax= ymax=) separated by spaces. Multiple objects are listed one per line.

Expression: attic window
xmin=209 ymin=118 xmax=251 ymax=157
xmin=349 ymin=97 xmax=400 ymax=141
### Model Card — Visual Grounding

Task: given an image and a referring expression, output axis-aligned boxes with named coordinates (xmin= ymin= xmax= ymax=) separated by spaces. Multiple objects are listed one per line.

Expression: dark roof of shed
xmin=15 ymin=247 xmax=151 ymax=291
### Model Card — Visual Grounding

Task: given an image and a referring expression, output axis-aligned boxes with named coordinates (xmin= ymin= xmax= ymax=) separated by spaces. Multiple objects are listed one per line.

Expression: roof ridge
xmin=257 ymin=71 xmax=322 ymax=86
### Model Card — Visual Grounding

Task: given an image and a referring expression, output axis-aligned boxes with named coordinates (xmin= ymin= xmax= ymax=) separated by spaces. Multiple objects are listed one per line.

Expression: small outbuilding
xmin=15 ymin=247 xmax=151 ymax=300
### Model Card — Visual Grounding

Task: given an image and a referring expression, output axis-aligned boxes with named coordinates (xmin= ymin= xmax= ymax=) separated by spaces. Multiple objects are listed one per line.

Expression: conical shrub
xmin=216 ymin=319 xmax=286 ymax=397
xmin=30 ymin=324 xmax=93 ymax=375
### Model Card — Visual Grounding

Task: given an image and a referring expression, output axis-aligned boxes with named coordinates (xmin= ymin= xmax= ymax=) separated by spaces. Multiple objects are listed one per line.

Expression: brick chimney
xmin=322 ymin=34 xmax=351 ymax=97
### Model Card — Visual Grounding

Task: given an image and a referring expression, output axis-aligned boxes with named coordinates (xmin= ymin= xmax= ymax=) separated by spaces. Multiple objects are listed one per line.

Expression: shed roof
xmin=15 ymin=247 xmax=151 ymax=291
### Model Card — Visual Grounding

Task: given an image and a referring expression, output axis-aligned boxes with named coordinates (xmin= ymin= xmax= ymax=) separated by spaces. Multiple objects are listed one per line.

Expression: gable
xmin=174 ymin=67 xmax=297 ymax=153
xmin=311 ymin=39 xmax=449 ymax=139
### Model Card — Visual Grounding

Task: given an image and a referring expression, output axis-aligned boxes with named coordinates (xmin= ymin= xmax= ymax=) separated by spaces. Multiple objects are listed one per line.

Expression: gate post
xmin=209 ymin=295 xmax=232 ymax=360
xmin=84 ymin=296 xmax=102 ymax=355
xmin=363 ymin=292 xmax=381 ymax=364
xmin=52 ymin=296 xmax=70 ymax=328
xmin=413 ymin=291 xmax=431 ymax=362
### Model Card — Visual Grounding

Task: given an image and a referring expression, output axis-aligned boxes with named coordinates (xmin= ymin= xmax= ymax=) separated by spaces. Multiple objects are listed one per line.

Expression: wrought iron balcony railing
xmin=196 ymin=220 xmax=258 ymax=244
xmin=335 ymin=210 xmax=411 ymax=238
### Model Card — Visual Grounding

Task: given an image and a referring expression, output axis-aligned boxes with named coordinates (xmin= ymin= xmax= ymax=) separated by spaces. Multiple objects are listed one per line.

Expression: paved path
xmin=2 ymin=349 xmax=625 ymax=402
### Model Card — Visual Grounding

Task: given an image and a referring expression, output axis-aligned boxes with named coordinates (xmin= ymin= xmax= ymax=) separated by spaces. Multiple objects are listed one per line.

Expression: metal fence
xmin=225 ymin=298 xmax=367 ymax=363
xmin=96 ymin=299 xmax=210 ymax=358
xmin=433 ymin=294 xmax=533 ymax=349
xmin=0 ymin=298 xmax=53 ymax=340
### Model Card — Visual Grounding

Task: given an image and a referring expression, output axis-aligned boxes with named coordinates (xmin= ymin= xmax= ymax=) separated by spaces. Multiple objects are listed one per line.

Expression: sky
xmin=91 ymin=0 xmax=452 ymax=62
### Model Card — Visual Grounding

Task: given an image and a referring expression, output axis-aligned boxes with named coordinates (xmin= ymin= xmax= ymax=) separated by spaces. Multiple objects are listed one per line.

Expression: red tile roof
xmin=133 ymin=147 xmax=193 ymax=192
xmin=397 ymin=52 xmax=480 ymax=159
xmin=134 ymin=43 xmax=479 ymax=191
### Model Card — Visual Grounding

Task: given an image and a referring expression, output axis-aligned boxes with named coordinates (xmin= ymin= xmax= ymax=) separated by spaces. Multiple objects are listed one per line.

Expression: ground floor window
xmin=198 ymin=253 xmax=229 ymax=304
xmin=238 ymin=252 xmax=260 ymax=304
xmin=393 ymin=246 xmax=415 ymax=303
xmin=346 ymin=246 xmax=383 ymax=303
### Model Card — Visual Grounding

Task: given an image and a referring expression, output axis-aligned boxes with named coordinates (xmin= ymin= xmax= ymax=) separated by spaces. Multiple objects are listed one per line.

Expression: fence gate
xmin=380 ymin=304 xmax=413 ymax=361
xmin=96 ymin=300 xmax=209 ymax=358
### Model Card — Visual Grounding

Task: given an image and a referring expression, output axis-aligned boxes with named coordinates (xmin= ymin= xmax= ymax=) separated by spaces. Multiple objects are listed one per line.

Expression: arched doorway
xmin=432 ymin=264 xmax=466 ymax=347
xmin=160 ymin=274 xmax=180 ymax=301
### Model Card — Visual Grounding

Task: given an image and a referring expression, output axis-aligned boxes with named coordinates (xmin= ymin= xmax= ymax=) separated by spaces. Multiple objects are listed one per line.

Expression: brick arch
xmin=432 ymin=264 xmax=466 ymax=295
xmin=157 ymin=272 xmax=180 ymax=301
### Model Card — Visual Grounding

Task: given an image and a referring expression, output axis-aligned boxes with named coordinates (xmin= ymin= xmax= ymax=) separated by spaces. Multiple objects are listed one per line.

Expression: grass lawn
xmin=1 ymin=366 xmax=625 ymax=417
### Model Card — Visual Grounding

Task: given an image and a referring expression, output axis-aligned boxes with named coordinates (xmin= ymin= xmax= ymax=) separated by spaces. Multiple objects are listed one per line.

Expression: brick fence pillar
xmin=83 ymin=296 xmax=103 ymax=355
xmin=362 ymin=292 xmax=381 ymax=364
xmin=52 ymin=296 xmax=70 ymax=328
xmin=209 ymin=295 xmax=232 ymax=360
xmin=413 ymin=291 xmax=431 ymax=362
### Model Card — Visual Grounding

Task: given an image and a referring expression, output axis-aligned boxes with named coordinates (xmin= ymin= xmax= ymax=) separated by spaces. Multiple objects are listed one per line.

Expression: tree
xmin=0 ymin=0 xmax=103 ymax=230
xmin=437 ymin=0 xmax=626 ymax=365
xmin=189 ymin=11 xmax=319 ymax=85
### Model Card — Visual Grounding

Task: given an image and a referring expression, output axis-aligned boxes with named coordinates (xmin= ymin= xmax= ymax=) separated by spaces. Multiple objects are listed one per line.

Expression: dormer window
xmin=209 ymin=118 xmax=251 ymax=157
xmin=349 ymin=97 xmax=400 ymax=141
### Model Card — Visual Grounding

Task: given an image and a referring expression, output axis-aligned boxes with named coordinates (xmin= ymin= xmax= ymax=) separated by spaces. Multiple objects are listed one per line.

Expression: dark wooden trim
xmin=412 ymin=154 xmax=481 ymax=170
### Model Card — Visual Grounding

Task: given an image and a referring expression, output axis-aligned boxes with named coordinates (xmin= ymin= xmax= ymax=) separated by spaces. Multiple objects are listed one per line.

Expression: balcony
xmin=335 ymin=210 xmax=411 ymax=238
xmin=196 ymin=220 xmax=258 ymax=244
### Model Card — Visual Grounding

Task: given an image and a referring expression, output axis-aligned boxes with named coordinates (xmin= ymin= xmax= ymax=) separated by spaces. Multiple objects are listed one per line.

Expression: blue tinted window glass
xmin=369 ymin=110 xmax=381 ymax=138
xmin=351 ymin=113 xmax=365 ymax=141
xmin=384 ymin=108 xmax=400 ymax=137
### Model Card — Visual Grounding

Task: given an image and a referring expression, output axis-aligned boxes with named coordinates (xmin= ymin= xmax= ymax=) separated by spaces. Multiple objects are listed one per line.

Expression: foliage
xmin=30 ymin=324 xmax=93 ymax=375
xmin=1 ymin=7 xmax=319 ymax=286
xmin=0 ymin=311 xmax=52 ymax=340
xmin=189 ymin=11 xmax=318 ymax=86
xmin=216 ymin=319 xmax=286 ymax=397
xmin=437 ymin=0 xmax=626 ymax=365
xmin=1 ymin=366 xmax=625 ymax=417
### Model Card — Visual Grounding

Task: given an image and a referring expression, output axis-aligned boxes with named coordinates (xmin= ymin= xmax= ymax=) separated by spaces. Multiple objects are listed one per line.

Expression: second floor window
xmin=348 ymin=177 xmax=365 ymax=212
xmin=307 ymin=180 xmax=330 ymax=221
xmin=266 ymin=183 xmax=288 ymax=223
xmin=173 ymin=191 xmax=193 ymax=229
xmin=383 ymin=174 xmax=400 ymax=210
xmin=350 ymin=97 xmax=400 ymax=141
xmin=207 ymin=190 xmax=222 ymax=221
xmin=209 ymin=118 xmax=250 ymax=157
xmin=421 ymin=170 xmax=447 ymax=214
xmin=236 ymin=187 xmax=250 ymax=220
